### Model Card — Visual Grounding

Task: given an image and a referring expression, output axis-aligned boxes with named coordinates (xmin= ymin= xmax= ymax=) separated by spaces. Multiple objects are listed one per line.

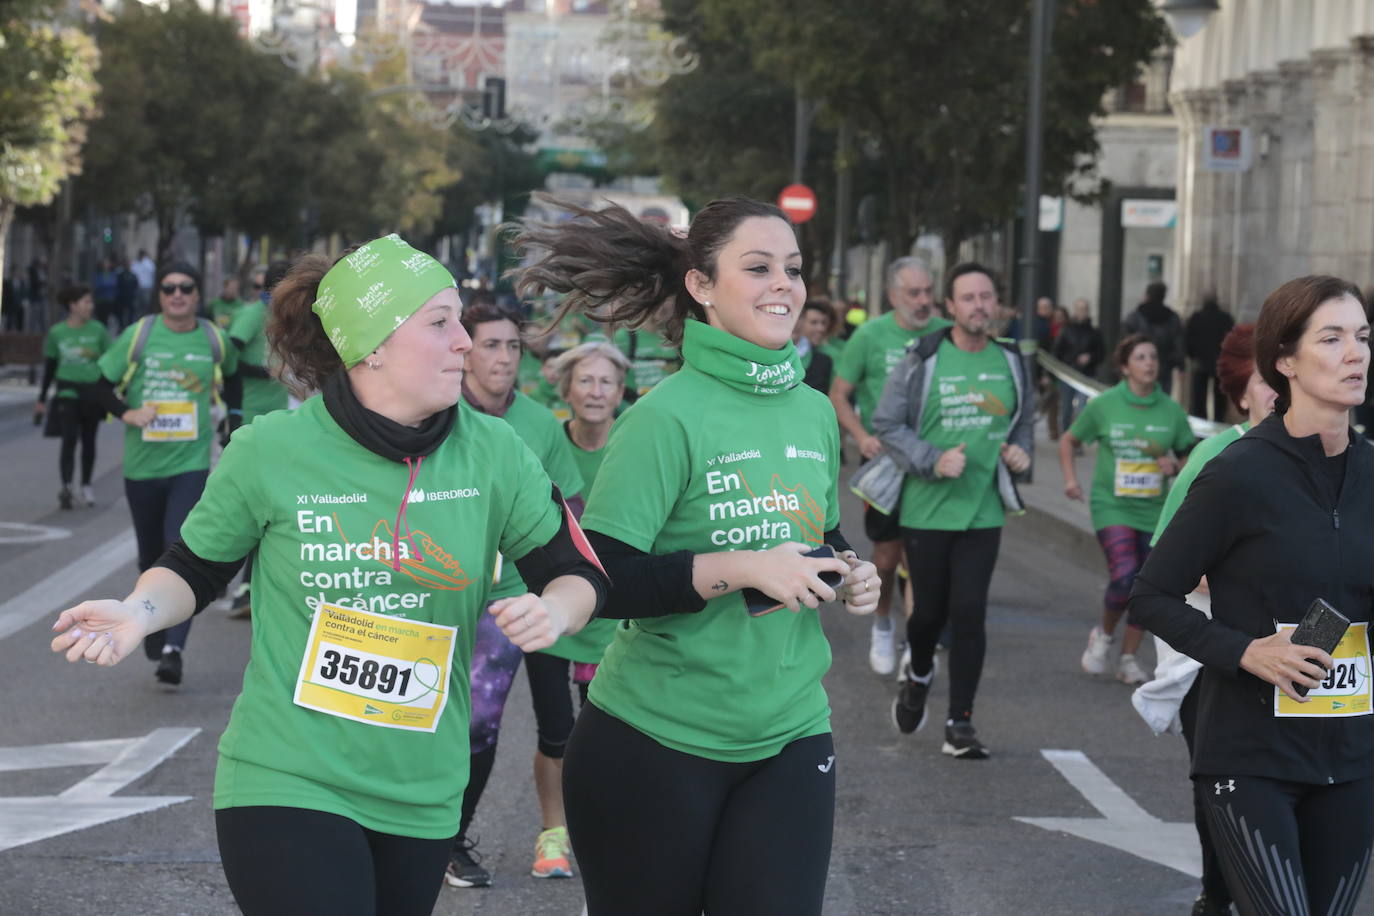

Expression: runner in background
xmin=1059 ymin=334 xmax=1195 ymax=685
xmin=86 ymin=262 xmax=241 ymax=686
xmin=225 ymin=259 xmax=293 ymax=620
xmin=511 ymin=194 xmax=880 ymax=915
xmin=209 ymin=276 xmax=245 ymax=330
xmin=831 ymin=256 xmax=952 ymax=675
xmin=34 ymin=284 xmax=111 ymax=509
xmin=51 ymin=235 xmax=606 ymax=916
xmin=1132 ymin=324 xmax=1273 ymax=916
xmin=795 ymin=300 xmax=835 ymax=393
xmin=613 ymin=304 xmax=681 ymax=403
xmin=446 ymin=301 xmax=586 ymax=889
xmin=1131 ymin=276 xmax=1374 ymax=916
xmin=877 ymin=263 xmax=1033 ymax=760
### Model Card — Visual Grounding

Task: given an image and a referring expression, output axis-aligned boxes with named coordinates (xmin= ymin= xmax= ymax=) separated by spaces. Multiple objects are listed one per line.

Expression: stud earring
xmin=368 ymin=360 xmax=382 ymax=370
xmin=702 ymin=300 xmax=713 ymax=308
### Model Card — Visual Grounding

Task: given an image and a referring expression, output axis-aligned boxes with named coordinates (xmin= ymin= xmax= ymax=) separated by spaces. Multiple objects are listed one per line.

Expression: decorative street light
xmin=1156 ymin=0 xmax=1220 ymax=40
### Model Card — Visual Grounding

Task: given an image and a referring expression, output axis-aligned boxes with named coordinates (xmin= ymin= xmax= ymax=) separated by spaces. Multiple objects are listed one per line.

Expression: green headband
xmin=312 ymin=234 xmax=456 ymax=367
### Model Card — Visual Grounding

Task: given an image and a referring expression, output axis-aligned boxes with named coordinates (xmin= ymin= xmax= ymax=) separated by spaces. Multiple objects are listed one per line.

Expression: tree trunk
xmin=0 ymin=199 xmax=12 ymax=326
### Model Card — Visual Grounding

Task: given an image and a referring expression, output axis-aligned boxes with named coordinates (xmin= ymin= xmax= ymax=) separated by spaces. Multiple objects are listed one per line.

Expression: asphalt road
xmin=1 ymin=385 xmax=1369 ymax=916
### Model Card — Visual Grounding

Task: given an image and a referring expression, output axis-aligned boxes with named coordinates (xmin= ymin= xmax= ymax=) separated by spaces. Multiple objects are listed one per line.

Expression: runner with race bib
xmin=1059 ymin=332 xmax=1195 ymax=685
xmin=1131 ymin=276 xmax=1374 ymax=916
xmin=52 ymin=236 xmax=606 ymax=916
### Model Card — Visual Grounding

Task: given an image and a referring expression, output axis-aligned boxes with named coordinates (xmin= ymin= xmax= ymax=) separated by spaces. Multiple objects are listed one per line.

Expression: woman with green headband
xmin=50 ymin=235 xmax=608 ymax=916
xmin=512 ymin=195 xmax=881 ymax=915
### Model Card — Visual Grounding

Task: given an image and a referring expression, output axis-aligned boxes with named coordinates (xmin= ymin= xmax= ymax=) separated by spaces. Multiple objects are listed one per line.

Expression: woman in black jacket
xmin=1130 ymin=275 xmax=1374 ymax=916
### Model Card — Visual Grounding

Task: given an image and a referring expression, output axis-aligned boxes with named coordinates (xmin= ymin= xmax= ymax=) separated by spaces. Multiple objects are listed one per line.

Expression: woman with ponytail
xmin=50 ymin=236 xmax=607 ymax=916
xmin=512 ymin=195 xmax=881 ymax=915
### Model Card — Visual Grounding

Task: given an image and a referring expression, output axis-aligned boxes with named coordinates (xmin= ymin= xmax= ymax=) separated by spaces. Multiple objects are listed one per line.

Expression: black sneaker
xmin=143 ymin=630 xmax=166 ymax=661
xmin=444 ymin=836 xmax=491 ymax=888
xmin=155 ymin=649 xmax=182 ymax=686
xmin=58 ymin=486 xmax=73 ymax=510
xmin=942 ymin=720 xmax=989 ymax=760
xmin=891 ymin=677 xmax=930 ymax=734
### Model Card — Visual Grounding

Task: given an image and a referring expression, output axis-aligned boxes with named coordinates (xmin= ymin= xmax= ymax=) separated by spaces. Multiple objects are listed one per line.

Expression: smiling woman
xmin=507 ymin=196 xmax=882 ymax=915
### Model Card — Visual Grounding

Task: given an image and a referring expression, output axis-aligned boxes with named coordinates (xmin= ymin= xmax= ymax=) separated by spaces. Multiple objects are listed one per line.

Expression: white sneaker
xmin=1117 ymin=653 xmax=1150 ymax=685
xmin=81 ymin=485 xmax=95 ymax=507
xmin=1081 ymin=626 xmax=1115 ymax=675
xmin=869 ymin=624 xmax=896 ymax=675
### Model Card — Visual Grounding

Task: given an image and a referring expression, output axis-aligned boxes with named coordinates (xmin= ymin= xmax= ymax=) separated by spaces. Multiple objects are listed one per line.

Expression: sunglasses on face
xmin=160 ymin=282 xmax=196 ymax=295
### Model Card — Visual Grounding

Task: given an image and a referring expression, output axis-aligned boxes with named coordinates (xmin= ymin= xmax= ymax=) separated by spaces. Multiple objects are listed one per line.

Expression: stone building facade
xmin=1171 ymin=0 xmax=1374 ymax=320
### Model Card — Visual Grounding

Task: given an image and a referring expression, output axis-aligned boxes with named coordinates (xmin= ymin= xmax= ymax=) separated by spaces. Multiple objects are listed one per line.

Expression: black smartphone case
xmin=1289 ymin=598 xmax=1350 ymax=697
xmin=742 ymin=545 xmax=844 ymax=617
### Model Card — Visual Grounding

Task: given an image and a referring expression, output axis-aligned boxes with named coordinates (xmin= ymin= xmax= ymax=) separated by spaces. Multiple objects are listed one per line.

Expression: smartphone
xmin=1289 ymin=598 xmax=1350 ymax=697
xmin=742 ymin=545 xmax=846 ymax=617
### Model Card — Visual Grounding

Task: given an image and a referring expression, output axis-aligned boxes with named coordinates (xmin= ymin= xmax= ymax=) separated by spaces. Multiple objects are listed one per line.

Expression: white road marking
xmin=0 ymin=727 xmax=199 ymax=853
xmin=1015 ymin=748 xmax=1202 ymax=877
xmin=0 ymin=529 xmax=136 ymax=641
xmin=0 ymin=522 xmax=71 ymax=544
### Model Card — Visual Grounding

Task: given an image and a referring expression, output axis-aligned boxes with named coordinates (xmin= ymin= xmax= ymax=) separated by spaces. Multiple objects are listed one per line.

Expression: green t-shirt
xmin=541 ymin=421 xmax=618 ymax=663
xmin=582 ymin=321 xmax=841 ymax=762
xmin=44 ymin=320 xmax=111 ymax=395
xmin=227 ymin=301 xmax=289 ymax=422
xmin=210 ymin=297 xmax=244 ymax=330
xmin=1068 ymin=383 xmax=1197 ymax=533
xmin=183 ymin=398 xmax=561 ymax=838
xmin=1150 ymin=422 xmax=1248 ymax=547
xmin=98 ymin=317 xmax=239 ymax=480
xmin=482 ymin=392 xmax=584 ymax=602
xmin=819 ymin=339 xmax=845 ymax=363
xmin=836 ymin=312 xmax=953 ymax=433
xmin=898 ymin=339 xmax=1017 ymax=531
xmin=614 ymin=327 xmax=681 ymax=396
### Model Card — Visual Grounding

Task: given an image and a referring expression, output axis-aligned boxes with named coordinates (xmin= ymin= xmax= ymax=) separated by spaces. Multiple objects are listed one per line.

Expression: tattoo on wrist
xmin=141 ymin=599 xmax=155 ymax=616
xmin=711 ymin=580 xmax=728 ymax=592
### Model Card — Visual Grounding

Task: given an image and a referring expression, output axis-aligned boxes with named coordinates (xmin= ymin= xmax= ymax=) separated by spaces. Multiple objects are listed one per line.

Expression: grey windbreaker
xmin=871 ymin=327 xmax=1033 ymax=514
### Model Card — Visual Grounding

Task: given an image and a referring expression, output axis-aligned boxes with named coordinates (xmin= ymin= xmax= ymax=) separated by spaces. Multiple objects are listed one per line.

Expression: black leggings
xmin=1196 ymin=772 xmax=1374 ymax=916
xmin=216 ymin=805 xmax=451 ymax=916
xmin=125 ymin=469 xmax=208 ymax=650
xmin=55 ymin=398 xmax=101 ymax=486
xmin=901 ymin=526 xmax=1002 ymax=721
xmin=563 ymin=703 xmax=835 ymax=916
xmin=1180 ymin=680 xmax=1232 ymax=906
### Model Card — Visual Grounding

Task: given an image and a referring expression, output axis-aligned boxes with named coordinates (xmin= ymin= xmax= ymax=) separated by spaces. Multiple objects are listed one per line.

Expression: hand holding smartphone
xmin=742 ymin=545 xmax=845 ymax=617
xmin=1289 ymin=598 xmax=1349 ymax=697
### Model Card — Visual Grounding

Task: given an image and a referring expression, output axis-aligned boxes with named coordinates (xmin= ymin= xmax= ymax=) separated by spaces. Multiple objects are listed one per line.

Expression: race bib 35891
xmin=293 ymin=602 xmax=457 ymax=732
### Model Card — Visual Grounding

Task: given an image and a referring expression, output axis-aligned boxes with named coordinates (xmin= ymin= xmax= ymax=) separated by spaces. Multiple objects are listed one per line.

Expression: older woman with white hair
xmin=553 ymin=341 xmax=632 ymax=488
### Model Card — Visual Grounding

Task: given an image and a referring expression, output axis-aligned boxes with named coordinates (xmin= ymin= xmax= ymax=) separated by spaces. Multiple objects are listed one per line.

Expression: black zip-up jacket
xmin=1130 ymin=413 xmax=1374 ymax=784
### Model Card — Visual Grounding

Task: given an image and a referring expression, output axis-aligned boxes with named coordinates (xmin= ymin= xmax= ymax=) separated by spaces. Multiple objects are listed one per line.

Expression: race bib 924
xmin=1274 ymin=621 xmax=1372 ymax=718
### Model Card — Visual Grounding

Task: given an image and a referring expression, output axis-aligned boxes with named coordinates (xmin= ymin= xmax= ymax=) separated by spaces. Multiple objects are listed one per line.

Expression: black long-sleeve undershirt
xmin=38 ymin=357 xmax=58 ymax=402
xmin=588 ymin=526 xmax=856 ymax=620
xmin=230 ymin=335 xmax=272 ymax=379
xmin=88 ymin=369 xmax=243 ymax=419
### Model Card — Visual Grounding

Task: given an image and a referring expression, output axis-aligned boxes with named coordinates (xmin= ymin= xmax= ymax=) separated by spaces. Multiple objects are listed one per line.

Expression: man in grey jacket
xmin=872 ymin=262 xmax=1034 ymax=759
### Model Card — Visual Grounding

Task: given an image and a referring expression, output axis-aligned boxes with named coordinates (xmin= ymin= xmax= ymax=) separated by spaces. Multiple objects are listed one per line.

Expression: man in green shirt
xmin=874 ymin=263 xmax=1033 ymax=760
xmin=831 ymin=256 xmax=953 ymax=675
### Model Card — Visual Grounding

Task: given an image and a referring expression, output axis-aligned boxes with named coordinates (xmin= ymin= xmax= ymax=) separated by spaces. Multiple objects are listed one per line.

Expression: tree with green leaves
xmin=76 ymin=0 xmax=270 ymax=260
xmin=652 ymin=0 xmax=1166 ymax=263
xmin=0 ymin=0 xmax=97 ymax=305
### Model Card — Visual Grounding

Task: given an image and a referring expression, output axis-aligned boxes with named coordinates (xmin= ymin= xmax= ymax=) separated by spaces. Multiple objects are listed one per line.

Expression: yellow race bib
xmin=1274 ymin=622 xmax=1372 ymax=718
xmin=1114 ymin=458 xmax=1162 ymax=499
xmin=141 ymin=400 xmax=198 ymax=442
xmin=293 ymin=602 xmax=456 ymax=733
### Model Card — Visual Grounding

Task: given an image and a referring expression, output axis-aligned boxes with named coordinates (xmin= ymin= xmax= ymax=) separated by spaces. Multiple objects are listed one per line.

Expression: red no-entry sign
xmin=777 ymin=184 xmax=817 ymax=224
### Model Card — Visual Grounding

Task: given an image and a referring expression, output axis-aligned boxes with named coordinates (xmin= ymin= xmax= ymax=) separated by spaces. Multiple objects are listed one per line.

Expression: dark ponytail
xmin=507 ymin=193 xmax=791 ymax=346
xmin=268 ymin=252 xmax=345 ymax=396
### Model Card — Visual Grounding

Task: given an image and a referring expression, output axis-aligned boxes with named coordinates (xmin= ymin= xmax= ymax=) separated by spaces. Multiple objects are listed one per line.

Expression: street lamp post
xmin=1017 ymin=0 xmax=1052 ymax=353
